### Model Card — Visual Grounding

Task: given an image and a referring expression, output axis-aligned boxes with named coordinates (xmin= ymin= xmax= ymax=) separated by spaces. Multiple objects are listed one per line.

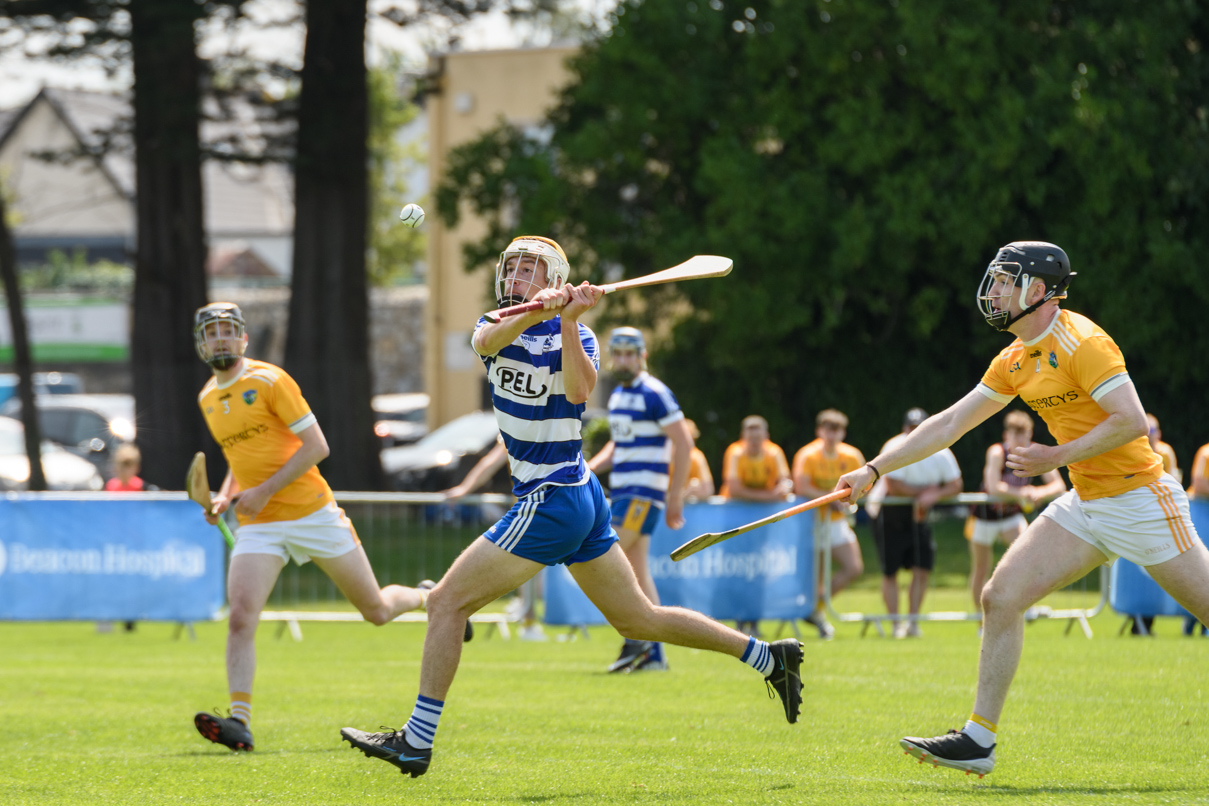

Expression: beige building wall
xmin=0 ymin=100 xmax=133 ymax=237
xmin=424 ymin=46 xmax=577 ymax=427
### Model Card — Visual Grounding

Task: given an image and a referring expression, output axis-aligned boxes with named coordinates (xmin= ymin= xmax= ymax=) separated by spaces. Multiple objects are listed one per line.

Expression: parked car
xmin=372 ymin=392 xmax=430 ymax=448
xmin=0 ymin=371 xmax=83 ymax=407
xmin=381 ymin=410 xmax=500 ymax=491
xmin=0 ymin=393 xmax=136 ymax=479
xmin=0 ymin=416 xmax=104 ymax=491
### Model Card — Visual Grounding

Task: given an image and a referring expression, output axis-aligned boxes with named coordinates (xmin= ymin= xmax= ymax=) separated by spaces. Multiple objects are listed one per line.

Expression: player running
xmin=587 ymin=326 xmax=694 ymax=672
xmin=191 ymin=302 xmax=434 ymax=752
xmin=341 ymin=236 xmax=803 ymax=778
xmin=836 ymin=242 xmax=1209 ymax=777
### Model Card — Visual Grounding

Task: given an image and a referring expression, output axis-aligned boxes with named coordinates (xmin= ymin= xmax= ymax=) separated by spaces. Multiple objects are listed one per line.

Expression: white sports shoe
xmin=901 ymin=730 xmax=995 ymax=777
xmin=518 ymin=623 xmax=548 ymax=641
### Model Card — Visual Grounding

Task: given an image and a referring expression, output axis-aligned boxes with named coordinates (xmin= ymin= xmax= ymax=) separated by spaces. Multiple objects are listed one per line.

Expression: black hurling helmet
xmin=976 ymin=241 xmax=1075 ymax=331
xmin=193 ymin=302 xmax=247 ymax=370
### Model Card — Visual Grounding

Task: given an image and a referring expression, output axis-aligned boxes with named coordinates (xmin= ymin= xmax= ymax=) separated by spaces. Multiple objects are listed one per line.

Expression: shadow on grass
xmin=938 ymin=783 xmax=1206 ymax=798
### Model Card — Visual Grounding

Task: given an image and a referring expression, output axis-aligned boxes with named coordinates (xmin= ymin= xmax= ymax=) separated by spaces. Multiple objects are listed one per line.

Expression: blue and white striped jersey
xmin=606 ymin=371 xmax=684 ymax=506
xmin=473 ymin=316 xmax=598 ymax=497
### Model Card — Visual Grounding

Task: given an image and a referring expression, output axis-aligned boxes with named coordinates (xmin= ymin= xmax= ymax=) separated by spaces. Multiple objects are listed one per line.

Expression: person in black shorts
xmin=872 ymin=408 xmax=963 ymax=638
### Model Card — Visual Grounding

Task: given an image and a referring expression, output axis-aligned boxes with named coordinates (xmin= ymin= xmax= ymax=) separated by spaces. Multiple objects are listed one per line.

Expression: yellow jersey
xmin=792 ymin=439 xmax=865 ymax=521
xmin=978 ymin=309 xmax=1161 ymax=500
xmin=722 ymin=440 xmax=789 ymax=496
xmin=198 ymin=359 xmax=333 ymax=525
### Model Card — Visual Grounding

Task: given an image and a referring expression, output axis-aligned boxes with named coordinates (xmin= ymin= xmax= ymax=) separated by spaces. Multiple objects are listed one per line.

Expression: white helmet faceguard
xmin=494 ymin=236 xmax=570 ymax=307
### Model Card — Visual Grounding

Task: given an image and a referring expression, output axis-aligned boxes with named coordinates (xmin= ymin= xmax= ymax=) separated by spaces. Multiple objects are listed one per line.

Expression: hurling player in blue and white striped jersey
xmin=341 ymin=237 xmax=805 ymax=779
xmin=588 ymin=327 xmax=694 ymax=673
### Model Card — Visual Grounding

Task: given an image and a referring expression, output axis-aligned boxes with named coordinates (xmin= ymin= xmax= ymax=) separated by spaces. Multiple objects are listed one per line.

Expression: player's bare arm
xmin=663 ymin=418 xmax=693 ymax=530
xmin=587 ymin=440 xmax=615 ymax=475
xmin=559 ymin=282 xmax=605 ymax=404
xmin=1005 ymin=381 xmax=1148 ymax=477
xmin=235 ymin=423 xmax=330 ymax=519
xmin=473 ymin=289 xmax=565 ymax=357
xmin=443 ymin=441 xmax=508 ymax=500
xmin=837 ymin=388 xmax=1003 ymax=500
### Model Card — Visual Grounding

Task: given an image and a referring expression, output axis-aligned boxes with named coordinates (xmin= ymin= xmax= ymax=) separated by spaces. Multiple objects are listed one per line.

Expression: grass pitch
xmin=2 ymin=593 xmax=1207 ymax=806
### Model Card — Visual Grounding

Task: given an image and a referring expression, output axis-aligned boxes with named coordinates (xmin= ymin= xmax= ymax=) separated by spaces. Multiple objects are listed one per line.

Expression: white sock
xmin=403 ymin=695 xmax=444 ymax=749
xmin=963 ymin=714 xmax=997 ymax=748
xmin=740 ymin=636 xmax=774 ymax=676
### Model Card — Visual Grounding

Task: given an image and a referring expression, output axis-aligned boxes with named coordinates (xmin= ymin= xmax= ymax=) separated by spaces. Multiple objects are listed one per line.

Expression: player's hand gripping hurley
xmin=670 ymin=489 xmax=851 ymax=561
xmin=484 ymin=255 xmax=733 ymax=323
xmin=187 ymin=451 xmax=235 ymax=548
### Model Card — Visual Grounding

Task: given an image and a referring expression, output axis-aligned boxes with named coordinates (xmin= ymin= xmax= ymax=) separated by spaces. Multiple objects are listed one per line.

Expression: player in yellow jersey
xmin=792 ymin=409 xmax=865 ymax=638
xmin=836 ymin=242 xmax=1209 ymax=776
xmin=721 ymin=415 xmax=792 ymax=501
xmin=190 ymin=302 xmax=432 ymax=753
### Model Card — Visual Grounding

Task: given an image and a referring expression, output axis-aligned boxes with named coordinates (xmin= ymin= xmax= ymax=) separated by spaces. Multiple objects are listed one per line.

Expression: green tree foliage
xmin=438 ymin=0 xmax=1209 ymax=476
xmin=367 ymin=58 xmax=425 ymax=286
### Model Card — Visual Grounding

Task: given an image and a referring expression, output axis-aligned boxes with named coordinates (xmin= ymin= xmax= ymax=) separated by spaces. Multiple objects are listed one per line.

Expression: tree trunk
xmin=286 ymin=0 xmax=384 ymax=490
xmin=128 ymin=0 xmax=211 ymax=489
xmin=0 ymin=191 xmax=47 ymax=491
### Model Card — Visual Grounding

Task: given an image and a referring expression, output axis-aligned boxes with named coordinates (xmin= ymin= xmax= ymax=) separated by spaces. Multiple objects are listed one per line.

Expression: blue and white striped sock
xmin=402 ymin=695 xmax=444 ymax=749
xmin=740 ymin=636 xmax=774 ymax=676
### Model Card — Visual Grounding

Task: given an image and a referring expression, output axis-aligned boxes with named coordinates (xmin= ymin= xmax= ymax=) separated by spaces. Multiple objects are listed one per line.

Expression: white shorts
xmin=815 ymin=515 xmax=858 ymax=549
xmin=231 ymin=501 xmax=360 ymax=566
xmin=1038 ymin=475 xmax=1201 ymax=566
xmin=970 ymin=514 xmax=1028 ymax=547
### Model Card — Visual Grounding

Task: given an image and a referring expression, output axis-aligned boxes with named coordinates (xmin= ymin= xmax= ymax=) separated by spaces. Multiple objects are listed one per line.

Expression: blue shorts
xmin=610 ymin=496 xmax=663 ymax=537
xmin=485 ymin=475 xmax=618 ymax=566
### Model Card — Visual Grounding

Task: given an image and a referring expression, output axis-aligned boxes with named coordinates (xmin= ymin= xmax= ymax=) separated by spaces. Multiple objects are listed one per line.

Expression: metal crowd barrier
xmin=820 ymin=493 xmax=1108 ymax=639
xmin=261 ymin=492 xmax=514 ymax=640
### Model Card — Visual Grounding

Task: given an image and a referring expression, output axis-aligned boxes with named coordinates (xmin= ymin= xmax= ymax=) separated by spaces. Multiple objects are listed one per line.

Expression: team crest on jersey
xmin=1048 ymin=351 xmax=1058 ymax=369
xmin=243 ymin=389 xmax=258 ymax=405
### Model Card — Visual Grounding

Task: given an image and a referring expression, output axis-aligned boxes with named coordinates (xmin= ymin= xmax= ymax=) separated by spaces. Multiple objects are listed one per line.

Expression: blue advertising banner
xmin=543 ymin=499 xmax=816 ymax=625
xmin=0 ymin=497 xmax=226 ymax=621
xmin=1108 ymin=498 xmax=1209 ymax=619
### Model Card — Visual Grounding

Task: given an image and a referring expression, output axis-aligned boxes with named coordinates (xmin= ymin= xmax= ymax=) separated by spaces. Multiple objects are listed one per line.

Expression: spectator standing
xmin=967 ymin=411 xmax=1065 ymax=616
xmin=98 ymin=442 xmax=156 ymax=633
xmin=875 ymin=408 xmax=963 ymax=638
xmin=1190 ymin=442 xmax=1209 ymax=499
xmin=1146 ymin=414 xmax=1181 ymax=483
xmin=791 ymin=409 xmax=866 ymax=638
xmin=721 ymin=415 xmax=792 ymax=502
xmin=681 ymin=419 xmax=715 ymax=500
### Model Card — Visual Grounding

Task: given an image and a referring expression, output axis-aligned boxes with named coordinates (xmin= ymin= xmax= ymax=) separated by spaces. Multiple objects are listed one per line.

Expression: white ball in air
xmin=398 ymin=203 xmax=425 ymax=228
